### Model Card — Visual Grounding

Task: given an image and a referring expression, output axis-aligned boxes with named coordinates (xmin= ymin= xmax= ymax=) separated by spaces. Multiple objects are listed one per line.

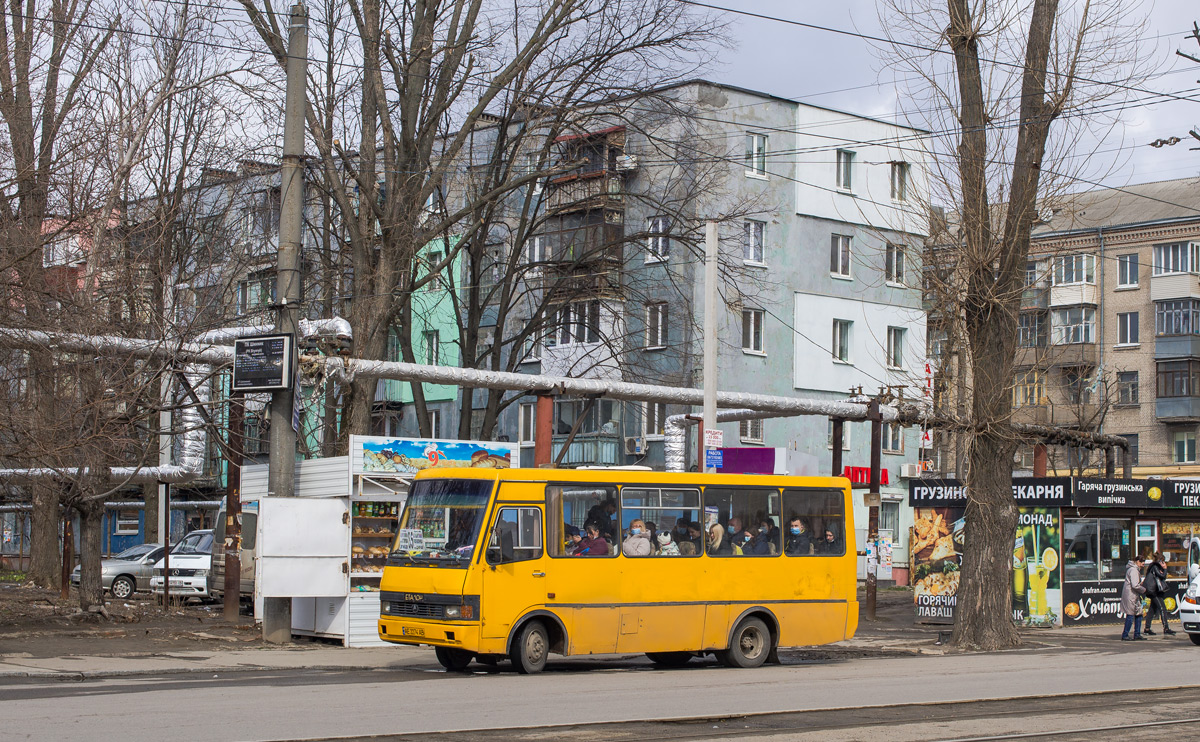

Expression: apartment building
xmin=1013 ymin=178 xmax=1200 ymax=475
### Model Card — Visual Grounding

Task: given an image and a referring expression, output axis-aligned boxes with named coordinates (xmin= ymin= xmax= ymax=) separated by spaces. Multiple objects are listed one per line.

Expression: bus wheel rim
xmin=740 ymin=627 xmax=764 ymax=659
xmin=526 ymin=631 xmax=546 ymax=664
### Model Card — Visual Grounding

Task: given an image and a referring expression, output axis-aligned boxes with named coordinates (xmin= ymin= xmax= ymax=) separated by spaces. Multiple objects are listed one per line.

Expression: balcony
xmin=1049 ymin=283 xmax=1097 ymax=307
xmin=1156 ymin=396 xmax=1200 ymax=422
xmin=1011 ymin=404 xmax=1101 ymax=427
xmin=546 ymin=173 xmax=626 ymax=213
xmin=1016 ymin=342 xmax=1098 ymax=368
xmin=1150 ymin=273 xmax=1200 ymax=302
xmin=551 ymin=432 xmax=623 ymax=467
xmin=1155 ymin=335 xmax=1200 ymax=360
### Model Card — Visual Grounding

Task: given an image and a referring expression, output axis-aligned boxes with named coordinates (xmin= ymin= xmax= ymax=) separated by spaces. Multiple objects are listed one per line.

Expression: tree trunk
xmin=28 ymin=482 xmax=61 ymax=588
xmin=77 ymin=502 xmax=105 ymax=611
xmin=142 ymin=482 xmax=159 ymax=543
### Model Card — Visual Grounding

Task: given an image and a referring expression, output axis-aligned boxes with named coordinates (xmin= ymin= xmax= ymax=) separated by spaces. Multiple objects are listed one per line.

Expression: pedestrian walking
xmin=1121 ymin=554 xmax=1148 ymax=641
xmin=1143 ymin=551 xmax=1177 ymax=636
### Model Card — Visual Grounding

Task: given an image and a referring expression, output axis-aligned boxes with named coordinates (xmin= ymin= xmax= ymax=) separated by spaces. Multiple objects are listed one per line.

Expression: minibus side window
xmin=781 ymin=489 xmax=844 ymax=557
xmin=486 ymin=507 xmax=543 ymax=564
xmin=546 ymin=484 xmax=619 ymax=557
xmin=619 ymin=488 xmax=701 ymax=557
xmin=703 ymin=487 xmax=782 ymax=557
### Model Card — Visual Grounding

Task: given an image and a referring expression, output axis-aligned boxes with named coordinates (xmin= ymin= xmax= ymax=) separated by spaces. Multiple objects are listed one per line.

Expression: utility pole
xmin=223 ymin=394 xmax=243 ymax=623
xmin=263 ymin=1 xmax=307 ymax=644
xmin=866 ymin=397 xmax=882 ymax=621
xmin=702 ymin=221 xmax=718 ymax=471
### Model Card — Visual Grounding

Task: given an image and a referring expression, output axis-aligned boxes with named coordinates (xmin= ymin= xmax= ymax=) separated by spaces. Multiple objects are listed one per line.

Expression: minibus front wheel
xmin=511 ymin=620 xmax=549 ymax=674
xmin=434 ymin=647 xmax=474 ymax=671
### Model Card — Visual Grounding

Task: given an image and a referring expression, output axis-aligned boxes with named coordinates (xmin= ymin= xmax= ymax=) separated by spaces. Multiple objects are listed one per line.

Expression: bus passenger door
xmin=480 ymin=506 xmax=547 ymax=644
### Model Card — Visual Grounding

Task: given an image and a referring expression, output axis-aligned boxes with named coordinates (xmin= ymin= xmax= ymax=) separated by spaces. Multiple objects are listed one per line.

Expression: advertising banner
xmin=1012 ymin=508 xmax=1062 ymax=627
xmin=908 ymin=478 xmax=1071 ymax=508
xmin=911 ymin=506 xmax=964 ymax=623
xmin=1061 ymin=579 xmax=1189 ymax=625
xmin=348 ymin=435 xmax=517 ymax=480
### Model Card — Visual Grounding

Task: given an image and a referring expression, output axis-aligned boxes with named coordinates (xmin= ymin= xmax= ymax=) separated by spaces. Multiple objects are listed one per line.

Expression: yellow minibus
xmin=378 ymin=468 xmax=857 ymax=672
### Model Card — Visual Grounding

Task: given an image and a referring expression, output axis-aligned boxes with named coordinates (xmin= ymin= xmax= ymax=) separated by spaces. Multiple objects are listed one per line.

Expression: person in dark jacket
xmin=1143 ymin=551 xmax=1176 ymax=636
xmin=574 ymin=522 xmax=609 ymax=556
xmin=785 ymin=517 xmax=813 ymax=555
xmin=586 ymin=499 xmax=617 ymax=540
xmin=818 ymin=525 xmax=843 ymax=555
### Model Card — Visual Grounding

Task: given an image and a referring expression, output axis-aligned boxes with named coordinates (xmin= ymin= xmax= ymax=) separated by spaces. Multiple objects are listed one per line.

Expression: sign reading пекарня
xmin=909 ymin=477 xmax=1200 ymax=509
xmin=907 ymin=478 xmax=1071 ymax=508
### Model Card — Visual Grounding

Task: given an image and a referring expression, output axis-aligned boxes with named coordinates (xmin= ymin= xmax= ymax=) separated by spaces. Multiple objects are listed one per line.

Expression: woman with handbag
xmin=1120 ymin=554 xmax=1147 ymax=641
xmin=1143 ymin=551 xmax=1176 ymax=636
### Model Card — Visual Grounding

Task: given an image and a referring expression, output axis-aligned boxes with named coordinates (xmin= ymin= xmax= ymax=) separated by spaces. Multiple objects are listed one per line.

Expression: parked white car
xmin=150 ymin=529 xmax=214 ymax=600
xmin=1181 ymin=537 xmax=1200 ymax=646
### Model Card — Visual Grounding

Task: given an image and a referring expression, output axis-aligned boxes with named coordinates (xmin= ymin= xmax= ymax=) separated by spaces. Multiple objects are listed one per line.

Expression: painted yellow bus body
xmin=378 ymin=468 xmax=857 ymax=667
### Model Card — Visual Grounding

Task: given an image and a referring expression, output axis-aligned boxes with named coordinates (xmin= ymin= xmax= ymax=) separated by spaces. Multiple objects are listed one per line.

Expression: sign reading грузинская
xmin=1072 ymin=478 xmax=1200 ymax=508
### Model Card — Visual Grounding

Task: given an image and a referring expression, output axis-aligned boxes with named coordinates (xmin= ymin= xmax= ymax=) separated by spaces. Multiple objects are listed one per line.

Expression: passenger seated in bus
xmin=785 ymin=517 xmax=813 ymax=555
xmin=564 ymin=524 xmax=583 ymax=555
xmin=586 ymin=499 xmax=618 ymax=540
xmin=758 ymin=519 xmax=779 ymax=555
xmin=819 ymin=525 xmax=843 ymax=554
xmin=687 ymin=521 xmax=705 ymax=552
xmin=574 ymin=522 xmax=610 ymax=556
xmin=743 ymin=525 xmax=771 ymax=556
xmin=657 ymin=531 xmax=680 ymax=555
xmin=731 ymin=529 xmax=753 ymax=555
xmin=622 ymin=519 xmax=653 ymax=557
xmin=671 ymin=519 xmax=691 ymax=545
xmin=678 ymin=540 xmax=697 ymax=556
xmin=645 ymin=520 xmax=658 ymax=548
xmin=707 ymin=523 xmax=729 ymax=555
xmin=726 ymin=517 xmax=743 ymax=541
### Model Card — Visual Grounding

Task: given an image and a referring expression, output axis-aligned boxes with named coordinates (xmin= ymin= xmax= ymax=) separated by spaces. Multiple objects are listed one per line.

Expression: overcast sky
xmin=701 ymin=0 xmax=1200 ymax=192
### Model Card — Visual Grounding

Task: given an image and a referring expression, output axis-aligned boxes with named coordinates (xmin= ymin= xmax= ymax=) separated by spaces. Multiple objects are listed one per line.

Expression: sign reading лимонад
xmin=908 ymin=478 xmax=1071 ymax=508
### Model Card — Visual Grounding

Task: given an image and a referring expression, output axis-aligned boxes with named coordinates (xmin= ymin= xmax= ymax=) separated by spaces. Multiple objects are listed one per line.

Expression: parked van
xmin=209 ymin=502 xmax=257 ymax=604
xmin=1180 ymin=536 xmax=1200 ymax=645
xmin=150 ymin=529 xmax=214 ymax=599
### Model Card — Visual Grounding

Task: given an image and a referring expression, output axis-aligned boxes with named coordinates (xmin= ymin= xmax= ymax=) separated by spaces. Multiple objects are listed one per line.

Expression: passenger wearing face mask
xmin=785 ymin=517 xmax=813 ymax=555
xmin=621 ymin=519 xmax=653 ymax=557
xmin=744 ymin=523 xmax=772 ymax=556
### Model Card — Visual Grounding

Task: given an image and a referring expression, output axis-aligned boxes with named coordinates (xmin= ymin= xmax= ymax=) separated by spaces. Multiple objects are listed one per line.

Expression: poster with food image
xmin=911 ymin=506 xmax=965 ymax=623
xmin=1012 ymin=508 xmax=1062 ymax=627
xmin=350 ymin=436 xmax=516 ymax=476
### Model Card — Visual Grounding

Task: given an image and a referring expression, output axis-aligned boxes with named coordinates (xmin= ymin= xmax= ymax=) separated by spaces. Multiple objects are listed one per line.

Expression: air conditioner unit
xmin=624 ymin=436 xmax=646 ymax=455
xmin=899 ymin=463 xmax=922 ymax=479
xmin=615 ymin=154 xmax=639 ymax=172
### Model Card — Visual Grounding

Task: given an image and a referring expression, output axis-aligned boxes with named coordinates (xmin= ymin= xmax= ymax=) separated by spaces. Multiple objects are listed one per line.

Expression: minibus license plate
xmin=401 ymin=626 xmax=424 ymax=637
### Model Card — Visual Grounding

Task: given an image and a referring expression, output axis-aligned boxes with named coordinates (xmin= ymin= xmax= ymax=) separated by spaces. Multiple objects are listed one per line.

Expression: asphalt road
xmin=3 ymin=641 xmax=1198 ymax=742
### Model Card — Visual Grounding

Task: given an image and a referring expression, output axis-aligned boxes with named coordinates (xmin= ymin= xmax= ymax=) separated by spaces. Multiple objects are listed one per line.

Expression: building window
xmin=882 ymin=422 xmax=903 ymax=453
xmin=1117 ymin=371 xmax=1139 ymax=405
xmin=1052 ymin=254 xmax=1095 ymax=285
xmin=836 ymin=149 xmax=854 ymax=190
xmin=518 ymin=403 xmax=535 ymax=446
xmin=743 ymin=220 xmax=765 ymax=263
xmin=523 ymin=235 xmax=546 ymax=272
xmin=525 ymin=152 xmax=543 ymax=195
xmin=745 ymin=133 xmax=768 ymax=176
xmin=425 ymin=251 xmax=445 ymax=290
xmin=1117 ymin=312 xmax=1139 ymax=345
xmin=1051 ymin=306 xmax=1095 ymax=344
xmin=1018 ymin=312 xmax=1047 ymax=348
xmin=114 ymin=509 xmax=140 ymax=536
xmin=1063 ymin=366 xmax=1094 ymax=405
xmin=827 ymin=419 xmax=851 ymax=449
xmin=1157 ymin=360 xmax=1200 ymax=398
xmin=647 ymin=216 xmax=670 ymax=261
xmin=1013 ymin=370 xmax=1044 ymax=407
xmin=644 ymin=402 xmax=667 ymax=437
xmin=236 ymin=271 xmax=276 ymax=316
xmin=1173 ymin=430 xmax=1196 ymax=464
xmin=428 ymin=410 xmax=442 ymax=439
xmin=890 ymin=162 xmax=909 ymax=201
xmin=1119 ymin=434 xmax=1139 ymax=466
xmin=742 ymin=309 xmax=764 ymax=353
xmin=522 ymin=334 xmax=541 ymax=363
xmin=422 ymin=330 xmax=440 ymax=366
xmin=928 ymin=326 xmax=948 ymax=358
xmin=740 ymin=418 xmax=763 ymax=443
xmin=553 ymin=300 xmax=601 ymax=345
xmin=1155 ymin=299 xmax=1200 ymax=336
xmin=885 ymin=243 xmax=905 ymax=284
xmin=646 ymin=302 xmax=668 ymax=348
xmin=830 ymin=234 xmax=852 ymax=277
xmin=832 ymin=319 xmax=852 ymax=362
xmin=1117 ymin=254 xmax=1138 ymax=287
xmin=886 ymin=327 xmax=905 ymax=369
xmin=1152 ymin=242 xmax=1200 ymax=275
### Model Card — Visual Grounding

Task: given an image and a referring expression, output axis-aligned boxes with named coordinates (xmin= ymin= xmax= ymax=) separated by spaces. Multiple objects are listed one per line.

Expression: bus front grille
xmin=386 ymin=601 xmax=444 ymax=619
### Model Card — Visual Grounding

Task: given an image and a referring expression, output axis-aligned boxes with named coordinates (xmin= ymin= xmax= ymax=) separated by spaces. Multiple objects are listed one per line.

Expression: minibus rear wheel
xmin=511 ymin=620 xmax=549 ymax=674
xmin=435 ymin=647 xmax=474 ymax=671
xmin=645 ymin=652 xmax=693 ymax=667
xmin=718 ymin=617 xmax=770 ymax=669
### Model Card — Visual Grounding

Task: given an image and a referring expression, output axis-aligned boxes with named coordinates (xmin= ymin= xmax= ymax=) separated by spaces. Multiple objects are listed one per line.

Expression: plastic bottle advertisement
xmin=1012 ymin=507 xmax=1062 ymax=627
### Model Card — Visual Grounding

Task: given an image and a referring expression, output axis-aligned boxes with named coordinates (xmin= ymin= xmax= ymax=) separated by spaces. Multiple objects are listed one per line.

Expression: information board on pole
xmin=705 ymin=449 xmax=723 ymax=469
xmin=233 ymin=334 xmax=294 ymax=392
xmin=704 ymin=428 xmax=723 ymax=449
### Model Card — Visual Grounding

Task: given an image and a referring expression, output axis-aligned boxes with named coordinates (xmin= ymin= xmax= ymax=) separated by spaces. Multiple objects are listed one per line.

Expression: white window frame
xmin=832 ymin=319 xmax=852 ymax=363
xmin=1117 ymin=312 xmax=1139 ymax=346
xmin=646 ymin=216 xmax=670 ymax=262
xmin=428 ymin=409 xmax=442 ymax=439
xmin=745 ymin=133 xmax=768 ymax=177
xmin=553 ymin=300 xmax=601 ymax=346
xmin=522 ymin=334 xmax=542 ymax=363
xmin=114 ymin=508 xmax=140 ymax=536
xmin=1051 ymin=306 xmax=1095 ymax=345
xmin=1173 ymin=430 xmax=1196 ymax=464
xmin=643 ymin=401 xmax=667 ymax=438
xmin=743 ymin=219 xmax=766 ymax=264
xmin=1117 ymin=253 xmax=1138 ymax=287
xmin=827 ymin=419 xmax=851 ymax=450
xmin=886 ymin=327 xmax=906 ymax=370
xmin=1052 ymin=254 xmax=1096 ymax=285
xmin=741 ymin=309 xmax=764 ymax=354
xmin=739 ymin=418 xmax=764 ymax=444
xmin=885 ymin=243 xmax=906 ymax=285
xmin=646 ymin=302 xmax=668 ymax=349
xmin=830 ymin=234 xmax=852 ymax=278
xmin=523 ymin=235 xmax=546 ymax=274
xmin=1117 ymin=371 xmax=1138 ymax=406
xmin=890 ymin=161 xmax=909 ymax=201
xmin=518 ymin=403 xmax=535 ymax=447
xmin=1153 ymin=242 xmax=1200 ymax=276
xmin=423 ymin=329 xmax=440 ymax=365
xmin=836 ymin=149 xmax=854 ymax=191
xmin=525 ymin=152 xmax=543 ymax=195
xmin=882 ymin=422 xmax=904 ymax=454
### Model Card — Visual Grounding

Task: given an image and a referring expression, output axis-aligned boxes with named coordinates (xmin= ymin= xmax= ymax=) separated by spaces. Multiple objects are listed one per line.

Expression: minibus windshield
xmin=391 ymin=478 xmax=492 ymax=566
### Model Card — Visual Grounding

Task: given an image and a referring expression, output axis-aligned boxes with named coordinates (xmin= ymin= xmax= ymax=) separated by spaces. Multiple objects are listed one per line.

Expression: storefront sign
xmin=844 ymin=466 xmax=890 ymax=485
xmin=911 ymin=506 xmax=964 ymax=624
xmin=1062 ymin=581 xmax=1124 ymax=624
xmin=908 ymin=478 xmax=1070 ymax=507
xmin=1012 ymin=508 xmax=1062 ymax=627
xmin=1073 ymin=479 xmax=1165 ymax=508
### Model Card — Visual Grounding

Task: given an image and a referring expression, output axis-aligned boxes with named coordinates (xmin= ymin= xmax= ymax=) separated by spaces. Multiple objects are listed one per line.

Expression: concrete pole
xmin=702 ymin=221 xmax=718 ymax=472
xmin=866 ymin=399 xmax=881 ymax=621
xmin=534 ymin=394 xmax=554 ymax=466
xmin=263 ymin=2 xmax=307 ymax=644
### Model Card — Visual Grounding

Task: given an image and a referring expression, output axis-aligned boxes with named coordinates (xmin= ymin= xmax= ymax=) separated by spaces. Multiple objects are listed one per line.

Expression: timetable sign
xmin=232 ymin=334 xmax=294 ymax=391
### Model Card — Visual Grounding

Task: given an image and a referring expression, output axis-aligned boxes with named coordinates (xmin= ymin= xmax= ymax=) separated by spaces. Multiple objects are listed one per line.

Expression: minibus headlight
xmin=444 ymin=606 xmax=461 ymax=618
